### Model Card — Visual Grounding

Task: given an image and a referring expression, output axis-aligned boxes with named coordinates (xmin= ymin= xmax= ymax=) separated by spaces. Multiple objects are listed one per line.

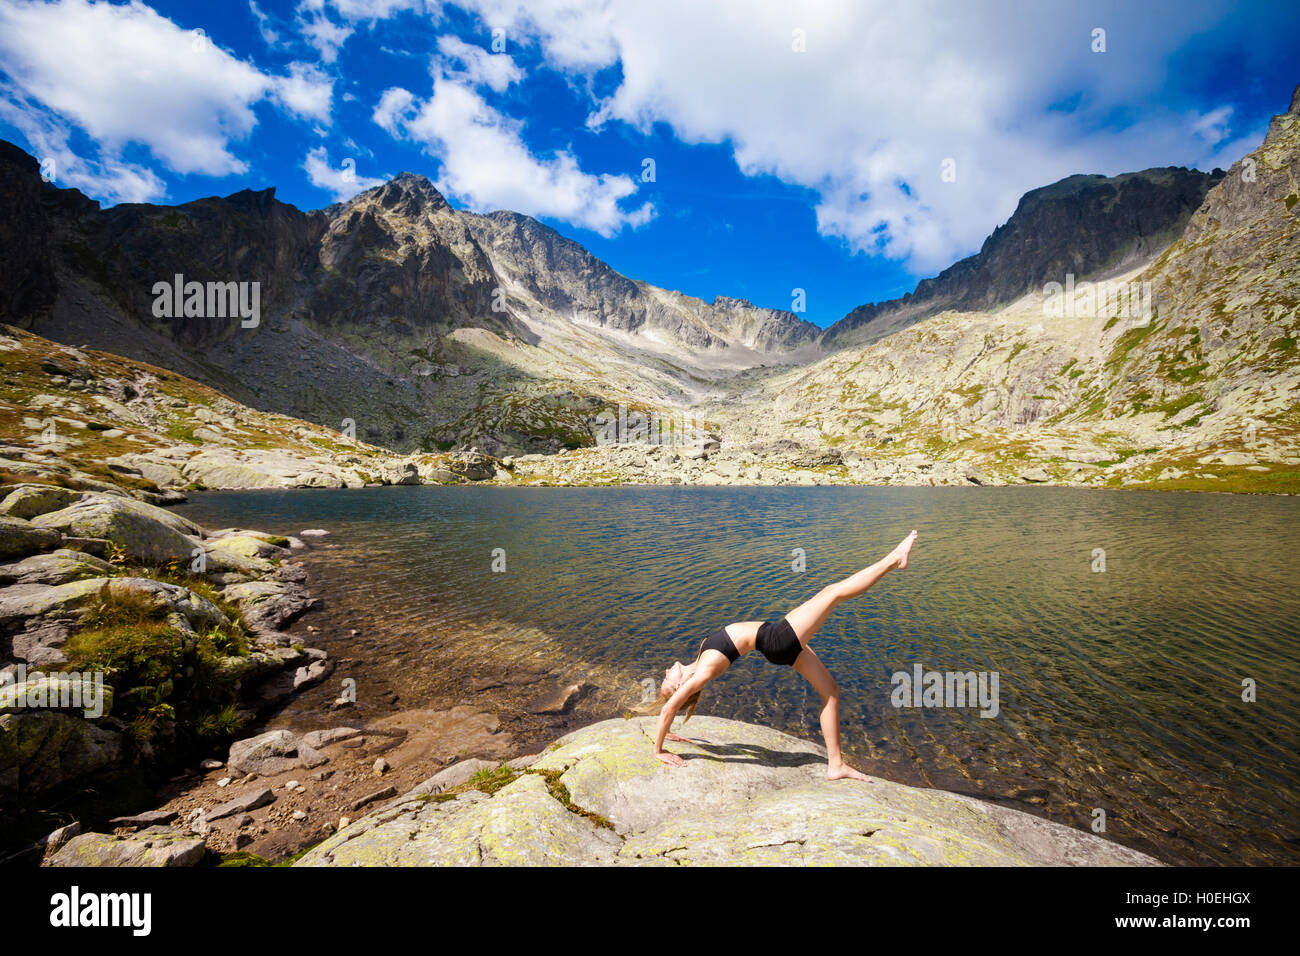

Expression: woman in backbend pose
xmin=647 ymin=530 xmax=918 ymax=780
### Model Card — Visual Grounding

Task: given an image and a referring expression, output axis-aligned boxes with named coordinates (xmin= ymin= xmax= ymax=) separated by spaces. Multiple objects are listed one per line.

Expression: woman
xmin=648 ymin=530 xmax=918 ymax=780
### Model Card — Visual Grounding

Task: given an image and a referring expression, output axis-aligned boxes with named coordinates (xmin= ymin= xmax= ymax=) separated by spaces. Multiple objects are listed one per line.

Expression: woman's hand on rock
xmin=666 ymin=732 xmax=691 ymax=743
xmin=654 ymin=750 xmax=685 ymax=768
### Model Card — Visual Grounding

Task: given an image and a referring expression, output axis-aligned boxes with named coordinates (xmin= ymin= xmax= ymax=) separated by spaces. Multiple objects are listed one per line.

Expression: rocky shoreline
xmin=0 ymin=481 xmax=344 ymax=860
xmin=0 ymin=475 xmax=608 ymax=866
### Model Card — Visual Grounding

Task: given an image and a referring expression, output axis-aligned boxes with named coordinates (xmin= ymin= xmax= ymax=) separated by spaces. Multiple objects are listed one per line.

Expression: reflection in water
xmin=177 ymin=485 xmax=1300 ymax=865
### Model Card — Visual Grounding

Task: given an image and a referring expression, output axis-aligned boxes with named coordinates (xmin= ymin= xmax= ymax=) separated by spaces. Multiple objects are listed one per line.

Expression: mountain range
xmin=0 ymin=82 xmax=1296 ymax=492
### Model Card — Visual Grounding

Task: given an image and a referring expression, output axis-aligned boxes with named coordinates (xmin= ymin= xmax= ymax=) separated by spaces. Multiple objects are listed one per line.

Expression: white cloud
xmin=294 ymin=0 xmax=435 ymax=62
xmin=303 ymin=145 xmax=387 ymax=201
xmin=249 ymin=1 xmax=280 ymax=46
xmin=272 ymin=62 xmax=335 ymax=124
xmin=0 ymin=0 xmax=346 ymax=203
xmin=447 ymin=0 xmax=1241 ymax=273
xmin=0 ymin=0 xmax=268 ymax=178
xmin=0 ymin=91 xmax=165 ymax=203
xmin=1196 ymin=124 xmax=1269 ymax=174
xmin=294 ymin=0 xmax=356 ymax=63
xmin=1191 ymin=105 xmax=1234 ymax=146
xmin=435 ymin=35 xmax=522 ymax=92
xmin=375 ymin=74 xmax=654 ymax=236
xmin=372 ymin=86 xmax=417 ymax=134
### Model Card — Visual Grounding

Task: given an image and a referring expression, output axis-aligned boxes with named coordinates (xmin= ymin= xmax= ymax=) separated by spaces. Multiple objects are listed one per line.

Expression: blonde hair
xmin=626 ymin=637 xmax=706 ymax=722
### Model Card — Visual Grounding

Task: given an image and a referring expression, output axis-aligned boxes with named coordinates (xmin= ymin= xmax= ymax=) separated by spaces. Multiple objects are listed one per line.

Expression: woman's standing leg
xmin=793 ymin=646 xmax=870 ymax=781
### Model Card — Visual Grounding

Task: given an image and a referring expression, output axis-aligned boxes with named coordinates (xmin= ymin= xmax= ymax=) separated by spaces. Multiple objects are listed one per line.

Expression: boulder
xmin=0 ymin=577 xmax=108 ymax=627
xmin=300 ymin=727 xmax=361 ymax=750
xmin=98 ymin=577 xmax=227 ymax=631
xmin=201 ymin=534 xmax=281 ymax=576
xmin=529 ymin=681 xmax=592 ymax=716
xmin=221 ymin=579 xmax=316 ymax=634
xmin=0 ymin=675 xmax=113 ymax=718
xmin=0 ymin=484 xmax=84 ymax=520
xmin=0 ymin=549 xmax=113 ymax=586
xmin=296 ymin=718 xmax=1161 ymax=867
xmin=180 ymin=454 xmax=282 ymax=490
xmin=44 ymin=826 xmax=206 ymax=867
xmin=448 ymin=452 xmax=497 ymax=482
xmin=207 ymin=787 xmax=276 ymax=821
xmin=227 ymin=729 xmax=326 ymax=775
xmin=406 ymin=758 xmax=500 ymax=798
xmin=109 ymin=809 xmax=179 ymax=828
xmin=0 ymin=516 xmax=61 ymax=559
xmin=30 ymin=494 xmax=200 ymax=564
xmin=0 ymin=710 xmax=123 ymax=796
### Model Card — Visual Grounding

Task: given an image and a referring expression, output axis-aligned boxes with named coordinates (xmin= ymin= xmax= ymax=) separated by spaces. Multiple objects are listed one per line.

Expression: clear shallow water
xmin=176 ymin=485 xmax=1300 ymax=865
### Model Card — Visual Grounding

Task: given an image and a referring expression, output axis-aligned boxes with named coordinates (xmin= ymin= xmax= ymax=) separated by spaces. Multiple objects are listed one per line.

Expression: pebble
xmin=217 ymin=777 xmax=232 ymax=788
xmin=285 ymin=779 xmax=300 ymax=790
xmin=338 ymin=816 xmax=351 ymax=828
xmin=292 ymin=811 xmax=307 ymax=821
xmin=200 ymin=758 xmax=224 ymax=770
xmin=373 ymin=758 xmax=389 ymax=775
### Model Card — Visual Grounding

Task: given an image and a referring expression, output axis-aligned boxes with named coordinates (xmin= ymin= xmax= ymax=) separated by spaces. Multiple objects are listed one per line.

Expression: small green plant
xmin=468 ymin=765 xmax=520 ymax=795
xmin=62 ymin=584 xmax=249 ymax=749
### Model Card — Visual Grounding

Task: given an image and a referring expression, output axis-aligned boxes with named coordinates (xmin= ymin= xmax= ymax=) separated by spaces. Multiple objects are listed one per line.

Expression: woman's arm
xmin=653 ymin=656 xmax=727 ymax=765
xmin=653 ymin=678 xmax=701 ymax=766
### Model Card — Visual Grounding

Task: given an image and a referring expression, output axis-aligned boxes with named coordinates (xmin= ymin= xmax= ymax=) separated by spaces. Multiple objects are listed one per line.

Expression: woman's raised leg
xmin=783 ymin=530 xmax=918 ymax=644
xmin=793 ymin=646 xmax=870 ymax=781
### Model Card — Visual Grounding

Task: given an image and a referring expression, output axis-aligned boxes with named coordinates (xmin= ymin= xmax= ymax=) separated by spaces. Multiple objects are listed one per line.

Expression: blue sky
xmin=1 ymin=1 xmax=1297 ymax=327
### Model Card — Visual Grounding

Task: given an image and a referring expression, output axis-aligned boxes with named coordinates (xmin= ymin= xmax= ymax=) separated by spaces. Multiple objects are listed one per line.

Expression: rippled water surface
xmin=176 ymin=485 xmax=1300 ymax=865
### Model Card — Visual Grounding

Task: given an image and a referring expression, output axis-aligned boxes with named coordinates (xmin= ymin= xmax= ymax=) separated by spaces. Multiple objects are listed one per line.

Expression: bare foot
xmin=828 ymin=763 xmax=872 ymax=782
xmin=891 ymin=530 xmax=919 ymax=569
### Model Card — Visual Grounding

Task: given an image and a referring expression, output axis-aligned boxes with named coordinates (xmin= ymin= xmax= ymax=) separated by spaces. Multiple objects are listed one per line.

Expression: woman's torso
xmin=722 ymin=621 xmax=762 ymax=657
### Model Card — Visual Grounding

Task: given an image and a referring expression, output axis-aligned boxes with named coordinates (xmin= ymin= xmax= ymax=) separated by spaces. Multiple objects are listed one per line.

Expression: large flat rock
xmin=296 ymin=717 xmax=1161 ymax=867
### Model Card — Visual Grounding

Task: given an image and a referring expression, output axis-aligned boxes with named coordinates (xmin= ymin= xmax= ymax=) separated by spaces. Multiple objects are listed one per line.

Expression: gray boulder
xmin=0 ymin=484 xmax=85 ymax=520
xmin=221 ymin=579 xmax=315 ymax=634
xmin=227 ymin=729 xmax=327 ymax=775
xmin=0 ymin=710 xmax=123 ymax=796
xmin=0 ymin=516 xmax=61 ymax=559
xmin=297 ymin=718 xmax=1161 ymax=867
xmin=207 ymin=787 xmax=276 ymax=821
xmin=44 ymin=826 xmax=206 ymax=867
xmin=30 ymin=494 xmax=201 ymax=564
xmin=0 ymin=549 xmax=113 ymax=586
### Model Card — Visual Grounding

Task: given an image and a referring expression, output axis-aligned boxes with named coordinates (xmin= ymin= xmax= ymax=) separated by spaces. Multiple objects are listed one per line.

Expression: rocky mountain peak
xmin=821 ymin=164 xmax=1224 ymax=348
xmin=348 ymin=171 xmax=449 ymax=219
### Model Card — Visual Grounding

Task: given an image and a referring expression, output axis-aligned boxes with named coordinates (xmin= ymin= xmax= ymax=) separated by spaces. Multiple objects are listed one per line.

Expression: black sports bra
xmin=700 ymin=627 xmax=740 ymax=663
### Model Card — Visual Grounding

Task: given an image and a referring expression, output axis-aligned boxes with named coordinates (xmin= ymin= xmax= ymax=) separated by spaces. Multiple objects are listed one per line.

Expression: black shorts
xmin=756 ymin=618 xmax=802 ymax=666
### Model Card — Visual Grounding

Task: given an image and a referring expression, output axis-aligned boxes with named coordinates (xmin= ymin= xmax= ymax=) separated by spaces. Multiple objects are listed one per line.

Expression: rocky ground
xmin=0 ymin=477 xmax=343 ymax=859
xmin=41 ymin=717 xmax=1160 ymax=867
xmin=0 ymin=470 xmax=588 ymax=867
xmin=289 ymin=718 xmax=1159 ymax=867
